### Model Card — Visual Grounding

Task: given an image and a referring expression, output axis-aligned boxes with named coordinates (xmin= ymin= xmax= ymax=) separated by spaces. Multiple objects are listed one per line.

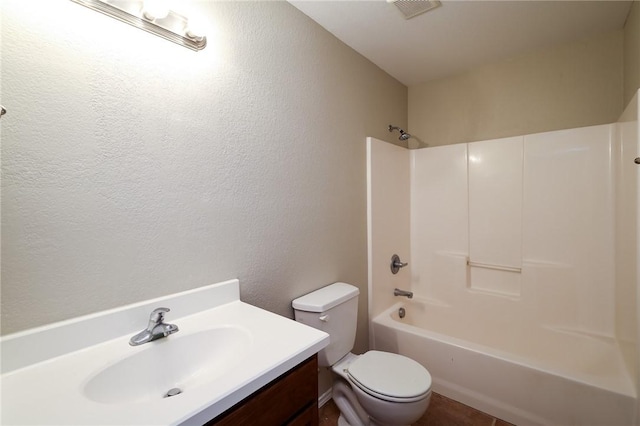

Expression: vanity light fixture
xmin=70 ymin=0 xmax=207 ymax=51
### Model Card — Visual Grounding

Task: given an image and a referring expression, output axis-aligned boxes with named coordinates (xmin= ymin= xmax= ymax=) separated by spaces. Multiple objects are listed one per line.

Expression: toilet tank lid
xmin=292 ymin=282 xmax=359 ymax=312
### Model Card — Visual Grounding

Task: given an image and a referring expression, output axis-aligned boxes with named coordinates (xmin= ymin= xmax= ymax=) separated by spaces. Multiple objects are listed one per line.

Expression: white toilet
xmin=292 ymin=282 xmax=432 ymax=426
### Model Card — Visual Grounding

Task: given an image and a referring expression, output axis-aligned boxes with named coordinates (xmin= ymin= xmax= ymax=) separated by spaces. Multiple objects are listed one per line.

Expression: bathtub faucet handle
xmin=390 ymin=254 xmax=408 ymax=274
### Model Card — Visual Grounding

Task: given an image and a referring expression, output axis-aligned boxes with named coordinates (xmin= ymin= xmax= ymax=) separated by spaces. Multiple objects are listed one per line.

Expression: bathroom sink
xmin=84 ymin=326 xmax=252 ymax=404
xmin=1 ymin=279 xmax=329 ymax=425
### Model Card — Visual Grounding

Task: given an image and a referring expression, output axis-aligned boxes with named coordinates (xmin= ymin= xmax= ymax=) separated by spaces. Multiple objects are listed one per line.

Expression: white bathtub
xmin=371 ymin=300 xmax=638 ymax=426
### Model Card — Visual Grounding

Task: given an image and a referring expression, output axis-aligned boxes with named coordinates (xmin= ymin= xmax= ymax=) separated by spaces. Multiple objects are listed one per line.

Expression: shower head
xmin=388 ymin=124 xmax=412 ymax=141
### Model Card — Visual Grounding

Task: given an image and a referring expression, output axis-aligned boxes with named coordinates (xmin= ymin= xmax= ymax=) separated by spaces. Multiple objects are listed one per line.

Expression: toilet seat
xmin=346 ymin=351 xmax=432 ymax=403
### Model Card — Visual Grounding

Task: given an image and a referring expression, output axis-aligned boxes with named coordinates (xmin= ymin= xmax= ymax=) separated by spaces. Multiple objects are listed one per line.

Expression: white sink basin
xmin=83 ymin=326 xmax=252 ymax=404
xmin=1 ymin=279 xmax=329 ymax=425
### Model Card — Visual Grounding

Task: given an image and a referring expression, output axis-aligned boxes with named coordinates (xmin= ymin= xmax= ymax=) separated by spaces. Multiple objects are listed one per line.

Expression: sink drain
xmin=164 ymin=388 xmax=182 ymax=398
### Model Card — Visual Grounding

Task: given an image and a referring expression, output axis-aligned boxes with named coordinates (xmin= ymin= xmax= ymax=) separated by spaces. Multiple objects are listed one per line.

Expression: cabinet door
xmin=208 ymin=355 xmax=318 ymax=426
xmin=287 ymin=404 xmax=317 ymax=426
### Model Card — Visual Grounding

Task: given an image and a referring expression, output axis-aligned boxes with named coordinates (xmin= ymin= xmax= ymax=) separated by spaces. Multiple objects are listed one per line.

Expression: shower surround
xmin=367 ymin=95 xmax=640 ymax=425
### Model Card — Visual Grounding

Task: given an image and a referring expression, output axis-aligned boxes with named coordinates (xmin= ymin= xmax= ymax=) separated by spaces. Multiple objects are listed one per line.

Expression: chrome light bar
xmin=70 ymin=0 xmax=207 ymax=51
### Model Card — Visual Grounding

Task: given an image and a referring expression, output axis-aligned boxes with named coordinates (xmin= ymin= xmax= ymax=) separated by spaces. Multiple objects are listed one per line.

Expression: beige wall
xmin=625 ymin=1 xmax=640 ymax=106
xmin=409 ymin=30 xmax=623 ymax=147
xmin=0 ymin=0 xmax=407 ymax=360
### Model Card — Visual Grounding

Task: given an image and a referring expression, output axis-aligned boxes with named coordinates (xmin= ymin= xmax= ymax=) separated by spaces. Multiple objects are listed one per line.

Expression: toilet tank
xmin=292 ymin=282 xmax=359 ymax=367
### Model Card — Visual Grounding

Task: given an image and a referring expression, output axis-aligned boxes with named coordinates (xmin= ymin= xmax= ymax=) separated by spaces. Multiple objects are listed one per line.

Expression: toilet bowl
xmin=332 ymin=351 xmax=431 ymax=425
xmin=292 ymin=282 xmax=432 ymax=426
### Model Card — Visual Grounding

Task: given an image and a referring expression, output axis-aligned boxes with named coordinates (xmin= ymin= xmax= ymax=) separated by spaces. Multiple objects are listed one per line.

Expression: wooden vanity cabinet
xmin=206 ymin=354 xmax=319 ymax=426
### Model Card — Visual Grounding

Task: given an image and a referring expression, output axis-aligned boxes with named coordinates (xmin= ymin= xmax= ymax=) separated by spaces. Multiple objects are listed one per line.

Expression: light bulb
xmin=143 ymin=0 xmax=170 ymax=20
xmin=185 ymin=17 xmax=206 ymax=41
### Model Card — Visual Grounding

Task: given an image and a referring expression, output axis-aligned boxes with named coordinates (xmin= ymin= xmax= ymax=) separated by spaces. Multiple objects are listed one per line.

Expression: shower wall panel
xmin=615 ymin=92 xmax=639 ymax=395
xmin=410 ymin=144 xmax=468 ymax=303
xmin=367 ymin=137 xmax=410 ymax=320
xmin=522 ymin=125 xmax=615 ymax=336
xmin=468 ymin=137 xmax=523 ymax=297
xmin=410 ymin=124 xmax=617 ymax=337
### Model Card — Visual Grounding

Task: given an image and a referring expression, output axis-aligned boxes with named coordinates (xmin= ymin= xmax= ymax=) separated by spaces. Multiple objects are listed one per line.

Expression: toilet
xmin=292 ymin=282 xmax=432 ymax=426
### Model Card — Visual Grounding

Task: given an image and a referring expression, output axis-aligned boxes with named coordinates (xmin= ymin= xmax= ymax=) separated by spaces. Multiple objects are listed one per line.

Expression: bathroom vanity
xmin=0 ymin=279 xmax=328 ymax=425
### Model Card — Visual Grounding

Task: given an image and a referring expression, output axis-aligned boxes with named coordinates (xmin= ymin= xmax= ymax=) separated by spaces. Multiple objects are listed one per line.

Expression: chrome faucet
xmin=394 ymin=288 xmax=413 ymax=299
xmin=129 ymin=307 xmax=179 ymax=346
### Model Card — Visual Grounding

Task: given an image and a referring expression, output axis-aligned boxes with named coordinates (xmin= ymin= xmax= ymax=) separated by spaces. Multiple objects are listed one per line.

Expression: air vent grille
xmin=389 ymin=0 xmax=441 ymax=19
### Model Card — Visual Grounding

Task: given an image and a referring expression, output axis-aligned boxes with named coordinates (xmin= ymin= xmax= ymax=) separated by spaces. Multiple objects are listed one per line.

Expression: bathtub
xmin=371 ymin=300 xmax=638 ymax=426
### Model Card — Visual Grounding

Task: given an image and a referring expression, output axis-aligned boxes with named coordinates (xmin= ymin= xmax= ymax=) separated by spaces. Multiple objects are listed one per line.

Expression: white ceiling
xmin=288 ymin=0 xmax=633 ymax=86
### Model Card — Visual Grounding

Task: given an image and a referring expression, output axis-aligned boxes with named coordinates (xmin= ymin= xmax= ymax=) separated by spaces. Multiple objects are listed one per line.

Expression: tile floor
xmin=319 ymin=392 xmax=515 ymax=426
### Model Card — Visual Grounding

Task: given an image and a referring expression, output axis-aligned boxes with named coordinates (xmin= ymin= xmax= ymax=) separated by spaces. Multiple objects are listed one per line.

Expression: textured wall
xmin=624 ymin=1 xmax=640 ymax=106
xmin=409 ymin=30 xmax=623 ymax=147
xmin=0 ymin=0 xmax=407 ymax=350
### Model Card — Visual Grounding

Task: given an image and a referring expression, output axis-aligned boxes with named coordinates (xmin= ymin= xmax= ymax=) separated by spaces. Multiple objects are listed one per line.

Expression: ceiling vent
xmin=388 ymin=0 xmax=441 ymax=19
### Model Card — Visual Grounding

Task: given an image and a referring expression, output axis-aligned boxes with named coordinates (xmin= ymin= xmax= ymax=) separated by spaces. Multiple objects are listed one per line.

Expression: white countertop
xmin=1 ymin=280 xmax=329 ymax=425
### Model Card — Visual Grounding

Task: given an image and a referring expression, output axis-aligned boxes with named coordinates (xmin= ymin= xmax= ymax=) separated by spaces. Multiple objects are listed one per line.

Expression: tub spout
xmin=394 ymin=288 xmax=413 ymax=299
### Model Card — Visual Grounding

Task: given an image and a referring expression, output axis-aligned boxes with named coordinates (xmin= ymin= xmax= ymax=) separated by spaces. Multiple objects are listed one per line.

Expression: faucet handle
xmin=150 ymin=307 xmax=170 ymax=322
xmin=390 ymin=254 xmax=408 ymax=274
